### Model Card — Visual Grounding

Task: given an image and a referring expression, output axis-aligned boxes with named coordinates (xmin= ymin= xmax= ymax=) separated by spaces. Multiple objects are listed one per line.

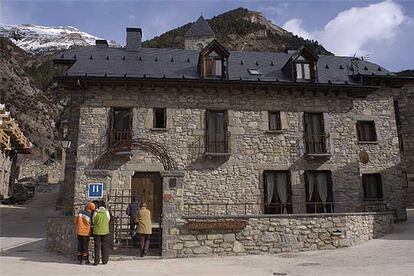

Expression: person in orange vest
xmin=74 ymin=202 xmax=96 ymax=265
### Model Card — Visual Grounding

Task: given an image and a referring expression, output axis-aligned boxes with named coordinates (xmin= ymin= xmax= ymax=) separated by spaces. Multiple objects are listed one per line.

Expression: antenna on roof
xmin=361 ymin=54 xmax=370 ymax=61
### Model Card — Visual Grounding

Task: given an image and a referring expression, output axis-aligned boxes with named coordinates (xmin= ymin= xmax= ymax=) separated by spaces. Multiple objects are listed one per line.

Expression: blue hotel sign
xmin=88 ymin=183 xmax=104 ymax=199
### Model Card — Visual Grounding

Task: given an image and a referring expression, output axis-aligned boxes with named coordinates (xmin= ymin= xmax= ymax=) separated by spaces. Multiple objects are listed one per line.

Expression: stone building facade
xmin=67 ymin=85 xmax=405 ymax=218
xmin=393 ymin=82 xmax=414 ymax=208
xmin=51 ymin=16 xmax=409 ymax=258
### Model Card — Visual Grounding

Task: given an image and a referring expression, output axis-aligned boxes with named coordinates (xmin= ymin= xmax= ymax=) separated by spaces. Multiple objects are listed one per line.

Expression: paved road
xmin=1 ymin=189 xmax=413 ymax=276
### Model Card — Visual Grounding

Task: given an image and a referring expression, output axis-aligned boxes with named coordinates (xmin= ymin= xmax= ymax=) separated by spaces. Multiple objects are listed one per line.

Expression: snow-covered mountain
xmin=0 ymin=23 xmax=120 ymax=53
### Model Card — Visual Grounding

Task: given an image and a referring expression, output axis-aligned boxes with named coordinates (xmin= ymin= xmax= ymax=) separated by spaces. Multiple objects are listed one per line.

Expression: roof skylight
xmin=248 ymin=68 xmax=261 ymax=75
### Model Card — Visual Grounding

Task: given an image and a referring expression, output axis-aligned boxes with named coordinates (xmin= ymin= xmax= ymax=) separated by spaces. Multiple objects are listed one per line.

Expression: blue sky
xmin=1 ymin=0 xmax=413 ymax=71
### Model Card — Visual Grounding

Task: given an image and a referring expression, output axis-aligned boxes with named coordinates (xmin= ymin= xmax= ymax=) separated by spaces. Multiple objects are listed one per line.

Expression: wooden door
xmin=131 ymin=172 xmax=162 ymax=223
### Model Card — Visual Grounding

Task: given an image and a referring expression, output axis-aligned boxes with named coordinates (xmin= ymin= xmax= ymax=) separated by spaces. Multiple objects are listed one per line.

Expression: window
xmin=362 ymin=174 xmax=383 ymax=200
xmin=196 ymin=43 xmax=204 ymax=50
xmin=305 ymin=171 xmax=333 ymax=213
xmin=248 ymin=68 xmax=261 ymax=75
xmin=205 ymin=57 xmax=223 ymax=77
xmin=206 ymin=110 xmax=228 ymax=153
xmin=109 ymin=108 xmax=132 ymax=145
xmin=398 ymin=134 xmax=404 ymax=152
xmin=357 ymin=121 xmax=377 ymax=142
xmin=403 ymin=171 xmax=408 ymax=188
xmin=268 ymin=111 xmax=281 ymax=131
xmin=153 ymin=108 xmax=166 ymax=129
xmin=393 ymin=100 xmax=401 ymax=126
xmin=296 ymin=62 xmax=311 ymax=80
xmin=304 ymin=112 xmax=328 ymax=154
xmin=264 ymin=171 xmax=292 ymax=214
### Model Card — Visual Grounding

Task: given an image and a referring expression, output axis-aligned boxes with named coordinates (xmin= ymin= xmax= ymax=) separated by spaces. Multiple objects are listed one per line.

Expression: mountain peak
xmin=0 ymin=23 xmax=120 ymax=53
xmin=144 ymin=7 xmax=329 ymax=54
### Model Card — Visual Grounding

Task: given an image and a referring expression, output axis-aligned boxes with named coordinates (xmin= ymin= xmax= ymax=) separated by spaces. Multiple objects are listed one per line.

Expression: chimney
xmin=95 ymin=40 xmax=108 ymax=48
xmin=126 ymin=27 xmax=142 ymax=51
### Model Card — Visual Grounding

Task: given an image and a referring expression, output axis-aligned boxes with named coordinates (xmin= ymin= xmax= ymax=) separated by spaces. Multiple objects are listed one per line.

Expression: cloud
xmin=282 ymin=0 xmax=413 ymax=70
xmin=282 ymin=19 xmax=312 ymax=40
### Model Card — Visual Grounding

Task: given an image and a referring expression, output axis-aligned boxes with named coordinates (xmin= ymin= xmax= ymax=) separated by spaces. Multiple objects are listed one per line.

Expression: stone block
xmin=233 ymin=241 xmax=245 ymax=253
xmin=193 ymin=246 xmax=213 ymax=255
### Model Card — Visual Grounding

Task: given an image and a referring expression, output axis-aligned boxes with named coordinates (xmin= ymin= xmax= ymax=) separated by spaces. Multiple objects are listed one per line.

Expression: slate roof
xmin=55 ymin=45 xmax=393 ymax=86
xmin=184 ymin=16 xmax=215 ymax=38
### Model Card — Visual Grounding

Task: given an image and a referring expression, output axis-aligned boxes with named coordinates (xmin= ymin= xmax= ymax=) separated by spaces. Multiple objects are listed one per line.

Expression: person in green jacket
xmin=92 ymin=201 xmax=110 ymax=265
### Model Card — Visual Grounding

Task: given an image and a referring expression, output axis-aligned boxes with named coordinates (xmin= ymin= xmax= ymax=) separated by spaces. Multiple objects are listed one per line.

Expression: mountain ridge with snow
xmin=0 ymin=23 xmax=120 ymax=53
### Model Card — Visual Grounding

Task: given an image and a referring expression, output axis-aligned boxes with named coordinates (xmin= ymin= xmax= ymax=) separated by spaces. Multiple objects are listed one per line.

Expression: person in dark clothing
xmin=92 ymin=201 xmax=110 ymax=265
xmin=126 ymin=197 xmax=140 ymax=246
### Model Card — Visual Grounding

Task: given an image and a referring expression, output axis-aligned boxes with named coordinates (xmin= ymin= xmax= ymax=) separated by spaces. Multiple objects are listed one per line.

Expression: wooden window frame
xmin=204 ymin=57 xmax=224 ymax=78
xmin=304 ymin=112 xmax=328 ymax=154
xmin=268 ymin=111 xmax=282 ymax=131
xmin=153 ymin=108 xmax=167 ymax=129
xmin=108 ymin=107 xmax=133 ymax=146
xmin=356 ymin=121 xmax=377 ymax=142
xmin=362 ymin=173 xmax=383 ymax=200
xmin=295 ymin=62 xmax=313 ymax=81
xmin=205 ymin=110 xmax=228 ymax=154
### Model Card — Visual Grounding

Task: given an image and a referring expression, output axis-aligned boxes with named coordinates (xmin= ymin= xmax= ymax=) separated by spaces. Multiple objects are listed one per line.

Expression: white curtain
xmin=276 ymin=172 xmax=288 ymax=214
xmin=307 ymin=173 xmax=314 ymax=201
xmin=317 ymin=172 xmax=328 ymax=212
xmin=266 ymin=172 xmax=275 ymax=205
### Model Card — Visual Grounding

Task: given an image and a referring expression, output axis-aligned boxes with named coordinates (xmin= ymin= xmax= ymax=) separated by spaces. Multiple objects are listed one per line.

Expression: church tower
xmin=184 ymin=16 xmax=215 ymax=50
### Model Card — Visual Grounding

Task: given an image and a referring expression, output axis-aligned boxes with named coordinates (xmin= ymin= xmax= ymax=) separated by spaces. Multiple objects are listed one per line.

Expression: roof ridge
xmin=184 ymin=16 xmax=215 ymax=38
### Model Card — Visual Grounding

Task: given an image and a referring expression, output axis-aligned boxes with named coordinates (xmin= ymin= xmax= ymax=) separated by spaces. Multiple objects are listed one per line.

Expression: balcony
xmin=205 ymin=132 xmax=231 ymax=157
xmin=108 ymin=129 xmax=133 ymax=146
xmin=304 ymin=134 xmax=331 ymax=158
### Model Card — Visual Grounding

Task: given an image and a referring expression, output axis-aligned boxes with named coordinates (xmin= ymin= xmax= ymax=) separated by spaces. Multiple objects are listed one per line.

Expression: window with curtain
xmin=264 ymin=171 xmax=292 ymax=214
xmin=356 ymin=121 xmax=377 ymax=142
xmin=304 ymin=112 xmax=327 ymax=154
xmin=268 ymin=111 xmax=282 ymax=131
xmin=206 ymin=110 xmax=228 ymax=153
xmin=305 ymin=171 xmax=333 ymax=213
xmin=362 ymin=174 xmax=383 ymax=200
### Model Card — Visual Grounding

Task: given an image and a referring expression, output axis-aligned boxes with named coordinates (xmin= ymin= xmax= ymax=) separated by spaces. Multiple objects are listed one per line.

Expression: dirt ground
xmin=1 ymin=187 xmax=413 ymax=276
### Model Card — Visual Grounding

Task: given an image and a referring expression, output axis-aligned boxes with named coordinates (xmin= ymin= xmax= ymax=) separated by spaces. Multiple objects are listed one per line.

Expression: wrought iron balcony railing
xmin=108 ymin=129 xmax=133 ymax=146
xmin=205 ymin=132 xmax=231 ymax=155
xmin=304 ymin=134 xmax=330 ymax=156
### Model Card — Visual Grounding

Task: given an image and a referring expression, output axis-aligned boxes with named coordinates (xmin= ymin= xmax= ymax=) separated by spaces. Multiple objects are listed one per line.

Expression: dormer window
xmin=296 ymin=62 xmax=311 ymax=80
xmin=295 ymin=55 xmax=313 ymax=81
xmin=205 ymin=52 xmax=223 ymax=77
xmin=282 ymin=46 xmax=318 ymax=83
xmin=199 ymin=40 xmax=230 ymax=79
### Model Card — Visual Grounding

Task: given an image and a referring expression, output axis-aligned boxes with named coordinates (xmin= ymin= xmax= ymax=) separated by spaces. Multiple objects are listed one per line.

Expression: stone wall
xmin=395 ymin=83 xmax=414 ymax=208
xmin=0 ymin=151 xmax=13 ymax=197
xmin=172 ymin=212 xmax=393 ymax=257
xmin=46 ymin=216 xmax=77 ymax=256
xmin=19 ymin=157 xmax=63 ymax=185
xmin=68 ymin=85 xmax=406 ymax=220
